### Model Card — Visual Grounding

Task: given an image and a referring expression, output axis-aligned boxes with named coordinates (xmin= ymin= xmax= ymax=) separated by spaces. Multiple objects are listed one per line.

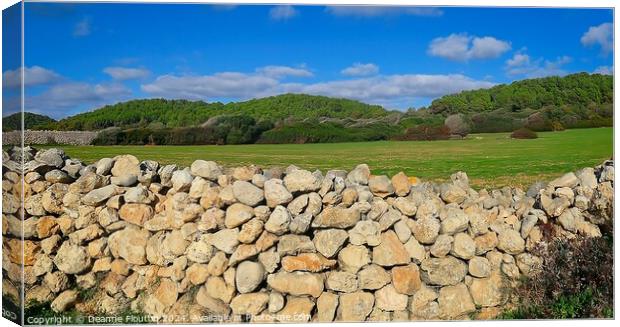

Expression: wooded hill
xmin=4 ymin=73 xmax=613 ymax=144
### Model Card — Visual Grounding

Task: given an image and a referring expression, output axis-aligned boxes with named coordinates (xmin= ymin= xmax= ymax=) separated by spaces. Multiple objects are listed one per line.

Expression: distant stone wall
xmin=1 ymin=147 xmax=614 ymax=322
xmin=2 ymin=130 xmax=98 ymax=146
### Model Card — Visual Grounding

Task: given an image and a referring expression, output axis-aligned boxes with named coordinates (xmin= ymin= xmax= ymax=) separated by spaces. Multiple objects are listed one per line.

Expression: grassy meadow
xmin=43 ymin=127 xmax=613 ymax=189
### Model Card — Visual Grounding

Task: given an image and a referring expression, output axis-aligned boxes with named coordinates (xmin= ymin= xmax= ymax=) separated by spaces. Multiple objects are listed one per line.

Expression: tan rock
xmin=438 ymin=283 xmax=475 ymax=319
xmin=391 ymin=264 xmax=422 ymax=295
xmin=391 ymin=172 xmax=411 ymax=197
xmin=420 ymin=256 xmax=467 ymax=286
xmin=275 ymin=296 xmax=314 ymax=322
xmin=229 ymin=292 xmax=269 ymax=315
xmin=317 ymin=292 xmax=339 ymax=322
xmin=282 ymin=253 xmax=337 ymax=272
xmin=119 ymin=203 xmax=153 ymax=226
xmin=337 ymin=292 xmax=374 ymax=322
xmin=267 ymin=272 xmax=324 ymax=298
xmin=312 ymin=206 xmax=360 ymax=228
xmin=372 ymin=230 xmax=410 ymax=266
xmin=358 ymin=264 xmax=391 ymax=290
xmin=375 ymin=284 xmax=408 ymax=311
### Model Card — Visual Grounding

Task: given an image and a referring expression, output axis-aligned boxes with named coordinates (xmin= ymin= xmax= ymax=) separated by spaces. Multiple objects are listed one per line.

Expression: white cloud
xmin=581 ymin=22 xmax=613 ymax=54
xmin=594 ymin=65 xmax=613 ymax=75
xmin=142 ymin=68 xmax=494 ymax=108
xmin=341 ymin=63 xmax=379 ymax=76
xmin=269 ymin=5 xmax=298 ymax=20
xmin=255 ymin=65 xmax=313 ymax=78
xmin=25 ymin=82 xmax=131 ymax=117
xmin=505 ymin=52 xmax=572 ymax=78
xmin=2 ymin=66 xmax=60 ymax=88
xmin=103 ymin=66 xmax=151 ymax=80
xmin=73 ymin=17 xmax=91 ymax=37
xmin=428 ymin=33 xmax=511 ymax=61
xmin=326 ymin=6 xmax=443 ymax=17
xmin=141 ymin=72 xmax=280 ymax=100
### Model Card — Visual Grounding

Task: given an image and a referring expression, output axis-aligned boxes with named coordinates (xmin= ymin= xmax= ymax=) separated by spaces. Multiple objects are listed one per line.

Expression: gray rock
xmin=190 ymin=160 xmax=222 ymax=181
xmin=232 ymin=181 xmax=264 ymax=206
xmin=235 ymin=261 xmax=265 ymax=293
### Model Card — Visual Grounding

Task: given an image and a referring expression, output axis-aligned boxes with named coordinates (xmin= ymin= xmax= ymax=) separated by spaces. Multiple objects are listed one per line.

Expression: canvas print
xmin=1 ymin=1 xmax=614 ymax=325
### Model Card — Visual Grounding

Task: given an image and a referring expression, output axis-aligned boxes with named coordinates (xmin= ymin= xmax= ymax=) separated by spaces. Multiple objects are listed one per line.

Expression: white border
xmin=0 ymin=1 xmax=617 ymax=327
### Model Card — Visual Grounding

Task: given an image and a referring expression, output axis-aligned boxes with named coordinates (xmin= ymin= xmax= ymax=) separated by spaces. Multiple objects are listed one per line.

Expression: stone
xmin=391 ymin=264 xmax=422 ymax=295
xmin=229 ymin=292 xmax=269 ymax=315
xmin=391 ymin=172 xmax=411 ymax=196
xmin=378 ymin=208 xmax=402 ymax=230
xmin=111 ymin=174 xmax=137 ymax=187
xmin=474 ymin=232 xmax=498 ymax=255
xmin=195 ymin=287 xmax=230 ymax=315
xmin=205 ymin=228 xmax=239 ymax=254
xmin=358 ymin=264 xmax=391 ymax=290
xmin=268 ymin=292 xmax=285 ymax=313
xmin=233 ymin=181 xmax=264 ymax=206
xmin=236 ymin=261 xmax=265 ymax=293
xmin=205 ymin=276 xmax=235 ymax=303
xmin=258 ymin=248 xmax=280 ymax=273
xmin=375 ymin=284 xmax=408 ymax=311
xmin=96 ymin=158 xmax=114 ymax=175
xmin=45 ymin=170 xmax=73 ymax=184
xmin=451 ymin=232 xmax=476 ymax=259
xmin=497 ymin=229 xmax=525 ymax=255
xmin=264 ymin=179 xmax=293 ymax=207
xmin=275 ymin=296 xmax=314 ymax=322
xmin=346 ymin=164 xmax=371 ymax=185
xmin=516 ymin=253 xmax=543 ymax=277
xmin=267 ymin=272 xmax=324 ymax=298
xmin=289 ymin=213 xmax=312 ymax=234
xmin=338 ymin=292 xmax=374 ymax=321
xmin=404 ymin=237 xmax=427 ymax=263
xmin=282 ymin=253 xmax=337 ymax=272
xmin=393 ymin=197 xmax=417 ymax=216
xmin=326 ymin=271 xmax=358 ymax=293
xmin=82 ymin=185 xmax=117 ymax=206
xmin=549 ymin=172 xmax=579 ymax=188
xmin=368 ymin=175 xmax=394 ymax=197
xmin=190 ymin=160 xmax=222 ymax=181
xmin=312 ymin=206 xmax=360 ymax=228
xmin=264 ymin=205 xmax=291 ymax=235
xmin=123 ymin=186 xmax=150 ymax=203
xmin=277 ymin=234 xmax=315 ymax=256
xmin=420 ymin=256 xmax=468 ymax=286
xmin=225 ymin=203 xmax=254 ymax=228
xmin=468 ymin=256 xmax=491 ymax=278
xmin=394 ymin=220 xmax=412 ymax=243
xmin=35 ymin=148 xmax=65 ymax=168
xmin=284 ymin=169 xmax=321 ymax=193
xmin=411 ymin=218 xmax=441 ymax=244
xmin=238 ymin=218 xmax=264 ymax=243
xmin=53 ymin=241 xmax=91 ymax=274
xmin=108 ymin=228 xmax=150 ymax=265
xmin=154 ymin=279 xmax=179 ymax=308
xmin=338 ymin=245 xmax=370 ymax=273
xmin=206 ymin=252 xmax=228 ymax=275
xmin=520 ymin=213 xmax=538 ymax=238
xmin=111 ymin=155 xmax=140 ymax=177
xmin=440 ymin=207 xmax=469 ymax=235
xmin=440 ymin=184 xmax=467 ymax=204
xmin=317 ymin=292 xmax=339 ymax=322
xmin=372 ymin=231 xmax=410 ymax=266
xmin=468 ymin=271 xmax=505 ymax=307
xmin=51 ymin=290 xmax=78 ymax=312
xmin=313 ymin=229 xmax=348 ymax=258
xmin=438 ymin=283 xmax=475 ymax=319
xmin=119 ymin=203 xmax=153 ymax=226
xmin=349 ymin=220 xmax=381 ymax=246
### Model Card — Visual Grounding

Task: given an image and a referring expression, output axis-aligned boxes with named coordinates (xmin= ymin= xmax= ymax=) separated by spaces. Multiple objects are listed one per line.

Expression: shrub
xmin=511 ymin=128 xmax=538 ymax=139
xmin=444 ymin=114 xmax=471 ymax=137
xmin=393 ymin=125 xmax=451 ymax=141
xmin=500 ymin=228 xmax=613 ymax=319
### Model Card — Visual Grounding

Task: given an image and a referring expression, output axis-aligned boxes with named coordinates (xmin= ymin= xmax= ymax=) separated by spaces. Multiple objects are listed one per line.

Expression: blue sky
xmin=2 ymin=2 xmax=614 ymax=118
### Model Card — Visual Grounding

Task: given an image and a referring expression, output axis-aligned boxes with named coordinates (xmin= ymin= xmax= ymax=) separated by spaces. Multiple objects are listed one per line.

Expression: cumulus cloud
xmin=73 ymin=17 xmax=91 ymax=37
xmin=428 ymin=33 xmax=511 ymax=61
xmin=505 ymin=52 xmax=572 ymax=78
xmin=581 ymin=22 xmax=613 ymax=55
xmin=103 ymin=66 xmax=151 ymax=80
xmin=255 ymin=65 xmax=313 ymax=78
xmin=3 ymin=66 xmax=61 ymax=88
xmin=269 ymin=5 xmax=298 ymax=20
xmin=142 ymin=68 xmax=494 ymax=107
xmin=341 ymin=63 xmax=379 ymax=77
xmin=594 ymin=65 xmax=613 ymax=75
xmin=326 ymin=6 xmax=443 ymax=17
xmin=25 ymin=82 xmax=131 ymax=117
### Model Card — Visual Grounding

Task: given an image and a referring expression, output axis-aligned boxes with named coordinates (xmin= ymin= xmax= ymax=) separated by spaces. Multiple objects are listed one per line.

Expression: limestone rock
xmin=372 ymin=230 xmax=410 ymax=266
xmin=420 ymin=256 xmax=467 ymax=286
xmin=375 ymin=284 xmax=408 ymax=311
xmin=267 ymin=272 xmax=324 ymax=298
xmin=391 ymin=264 xmax=422 ymax=295
xmin=235 ymin=261 xmax=265 ymax=293
xmin=53 ymin=241 xmax=91 ymax=274
xmin=313 ymin=229 xmax=348 ymax=258
xmin=233 ymin=181 xmax=264 ymax=206
xmin=190 ymin=160 xmax=222 ymax=181
xmin=438 ymin=283 xmax=475 ymax=319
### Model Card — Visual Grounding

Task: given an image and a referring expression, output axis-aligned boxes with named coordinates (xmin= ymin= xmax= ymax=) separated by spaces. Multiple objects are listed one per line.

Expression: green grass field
xmin=43 ymin=127 xmax=613 ymax=189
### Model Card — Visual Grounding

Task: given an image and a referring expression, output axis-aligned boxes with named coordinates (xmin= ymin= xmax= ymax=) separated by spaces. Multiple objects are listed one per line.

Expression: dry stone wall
xmin=3 ymin=130 xmax=98 ymax=146
xmin=1 ymin=146 xmax=614 ymax=322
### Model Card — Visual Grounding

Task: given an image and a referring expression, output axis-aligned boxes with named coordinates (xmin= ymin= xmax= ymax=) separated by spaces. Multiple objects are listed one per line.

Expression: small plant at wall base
xmin=500 ymin=226 xmax=614 ymax=319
